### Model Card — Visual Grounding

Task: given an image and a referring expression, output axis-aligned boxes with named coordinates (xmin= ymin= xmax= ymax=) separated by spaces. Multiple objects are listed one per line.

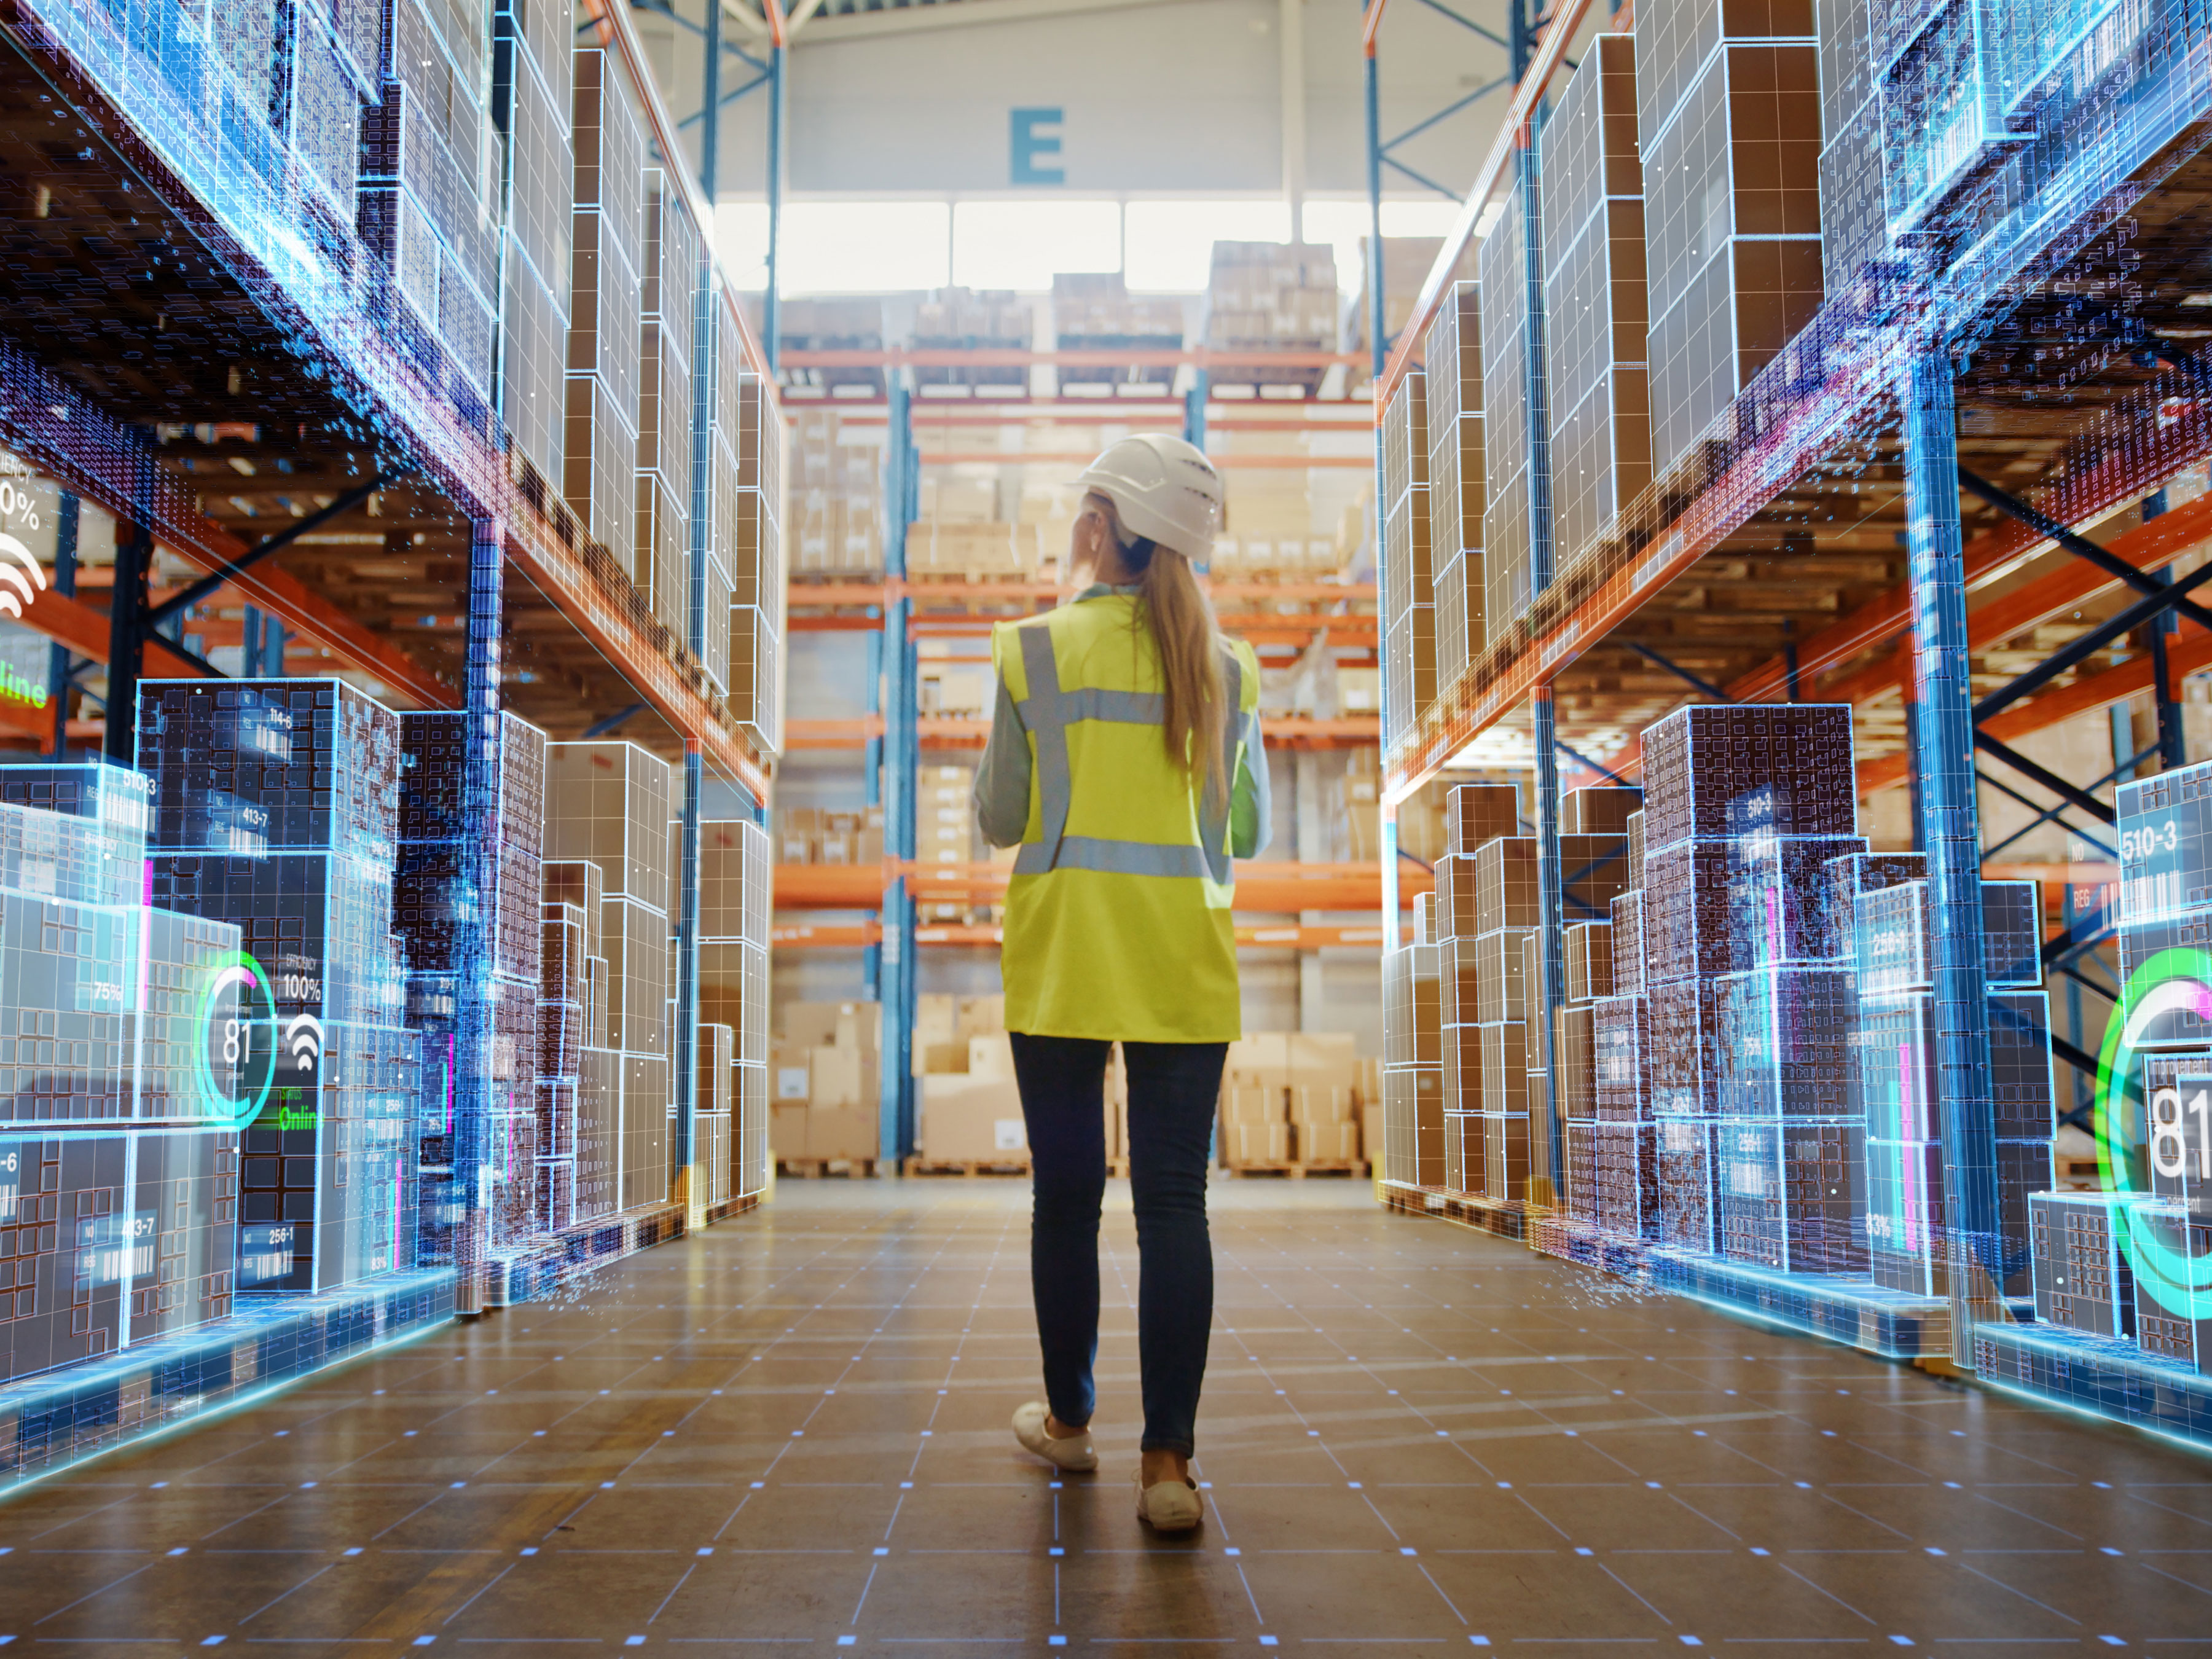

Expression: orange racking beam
xmin=773 ymin=861 xmax=1429 ymax=912
xmin=781 ymin=347 xmax=1362 ymax=371
xmin=788 ymin=580 xmax=1378 ymax=606
xmin=917 ymin=452 xmax=1375 ymax=470
xmin=1856 ymin=621 xmax=2212 ymax=794
xmin=771 ymin=921 xmax=1392 ymax=949
xmin=1730 ymin=439 xmax=2212 ymax=708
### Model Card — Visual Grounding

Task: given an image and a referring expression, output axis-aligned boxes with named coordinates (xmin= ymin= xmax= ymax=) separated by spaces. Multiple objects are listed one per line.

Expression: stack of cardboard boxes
xmin=917 ymin=764 xmax=990 ymax=925
xmin=775 ymin=807 xmax=885 ymax=867
xmin=790 ymin=409 xmax=885 ymax=576
xmin=1218 ymin=1033 xmax=1372 ymax=1169
xmin=771 ymin=1000 xmax=882 ymax=1164
xmin=912 ymin=287 xmax=1031 ymax=398
xmin=918 ymin=656 xmax=994 ymax=720
xmin=1204 ymin=241 xmax=1340 ymax=364
xmin=1053 ymin=272 xmax=1185 ymax=396
xmin=907 ymin=520 xmax=1046 ymax=579
xmin=914 ymin=994 xmax=1030 ymax=1165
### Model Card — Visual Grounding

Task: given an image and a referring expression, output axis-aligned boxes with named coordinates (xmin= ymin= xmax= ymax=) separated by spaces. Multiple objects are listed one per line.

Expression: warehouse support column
xmin=1532 ymin=685 xmax=1565 ymax=1207
xmin=699 ymin=0 xmax=720 ymax=197
xmin=766 ymin=40 xmax=786 ymax=374
xmin=1902 ymin=347 xmax=2003 ymax=1365
xmin=1365 ymin=2 xmax=1394 ymax=959
xmin=1362 ymin=14 xmax=1385 ymax=382
xmin=879 ymin=384 xmax=917 ymax=1167
xmin=47 ymin=491 xmax=76 ymax=758
xmin=1296 ymin=754 xmax=1327 ymax=1031
xmin=1900 ymin=634 xmax=1924 ymax=852
xmin=678 ymin=194 xmax=717 ymax=1225
xmin=677 ymin=740 xmax=704 ymax=1226
xmin=105 ymin=449 xmax=156 ymax=766
xmin=863 ymin=627 xmax=885 ymax=993
xmin=455 ymin=514 xmax=504 ymax=1316
xmin=1519 ymin=106 xmax=1565 ymax=1209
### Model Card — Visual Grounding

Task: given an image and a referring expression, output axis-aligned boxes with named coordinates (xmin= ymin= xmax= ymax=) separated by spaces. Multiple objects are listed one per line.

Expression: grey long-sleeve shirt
xmin=973 ymin=650 xmax=1271 ymax=861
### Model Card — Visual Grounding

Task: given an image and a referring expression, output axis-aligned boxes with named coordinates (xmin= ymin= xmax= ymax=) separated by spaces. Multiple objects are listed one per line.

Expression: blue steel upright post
xmin=1516 ymin=89 xmax=1566 ymax=1209
xmin=1365 ymin=7 xmax=1399 ymax=949
xmin=765 ymin=40 xmax=785 ymax=374
xmin=678 ymin=198 xmax=716 ymax=1224
xmin=880 ymin=383 xmax=917 ymax=1166
xmin=454 ymin=513 xmax=505 ymax=1315
xmin=1902 ymin=347 xmax=2002 ymax=1365
xmin=46 ymin=490 xmax=76 ymax=758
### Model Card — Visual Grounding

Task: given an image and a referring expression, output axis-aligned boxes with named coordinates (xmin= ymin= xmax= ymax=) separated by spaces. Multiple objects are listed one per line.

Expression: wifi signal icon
xmin=286 ymin=1013 xmax=325 ymax=1073
xmin=0 ymin=533 xmax=46 ymax=621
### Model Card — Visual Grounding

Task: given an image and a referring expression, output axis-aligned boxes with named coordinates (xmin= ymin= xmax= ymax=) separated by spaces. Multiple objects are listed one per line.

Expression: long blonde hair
xmin=1086 ymin=492 xmax=1227 ymax=809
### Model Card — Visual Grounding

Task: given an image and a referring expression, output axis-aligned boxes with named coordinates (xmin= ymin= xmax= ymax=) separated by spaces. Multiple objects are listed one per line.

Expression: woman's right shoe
xmin=1012 ymin=1401 xmax=1097 ymax=1472
xmin=1133 ymin=1472 xmax=1203 ymax=1532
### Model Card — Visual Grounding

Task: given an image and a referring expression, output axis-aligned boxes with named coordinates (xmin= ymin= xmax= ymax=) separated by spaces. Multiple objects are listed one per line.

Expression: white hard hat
xmin=1074 ymin=433 xmax=1223 ymax=563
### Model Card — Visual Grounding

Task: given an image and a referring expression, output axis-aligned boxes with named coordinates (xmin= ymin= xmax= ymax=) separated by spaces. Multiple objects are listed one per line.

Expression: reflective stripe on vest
xmin=1013 ymin=622 xmax=1245 ymax=885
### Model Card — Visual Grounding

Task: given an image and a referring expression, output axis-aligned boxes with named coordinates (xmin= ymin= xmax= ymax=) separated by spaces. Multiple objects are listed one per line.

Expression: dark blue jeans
xmin=1009 ymin=1033 xmax=1226 ymax=1457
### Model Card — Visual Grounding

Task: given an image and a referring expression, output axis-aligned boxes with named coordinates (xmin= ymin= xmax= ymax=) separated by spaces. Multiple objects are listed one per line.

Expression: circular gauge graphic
xmin=193 ymin=950 xmax=280 ymax=1129
xmin=2094 ymin=944 xmax=2212 ymax=1322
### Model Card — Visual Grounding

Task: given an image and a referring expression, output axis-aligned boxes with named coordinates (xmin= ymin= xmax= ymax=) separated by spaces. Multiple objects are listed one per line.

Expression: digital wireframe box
xmin=1542 ymin=34 xmax=1653 ymax=575
xmin=138 ymin=680 xmax=401 ymax=861
xmin=0 ymin=1128 xmax=238 ymax=1382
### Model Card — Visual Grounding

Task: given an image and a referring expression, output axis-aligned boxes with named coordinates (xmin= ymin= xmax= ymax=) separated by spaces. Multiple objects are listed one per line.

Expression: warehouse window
xmin=1300 ymin=200 xmax=1467 ymax=296
xmin=1124 ymin=200 xmax=1295 ymax=291
xmin=776 ymin=202 xmax=954 ymax=293
xmin=715 ymin=203 xmax=771 ymax=291
xmin=951 ymin=200 xmax=1120 ymax=291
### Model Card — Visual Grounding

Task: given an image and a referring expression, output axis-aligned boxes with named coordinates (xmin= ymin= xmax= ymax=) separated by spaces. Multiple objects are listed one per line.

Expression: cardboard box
xmin=1291 ymin=1085 xmax=1355 ymax=1127
xmin=1225 ymin=1033 xmax=1292 ymax=1093
xmin=810 ymin=1045 xmax=877 ymax=1110
xmin=968 ymin=1033 xmax=1014 ymax=1078
xmin=919 ymin=1074 xmax=1028 ymax=1162
xmin=914 ymin=1041 xmax=967 ymax=1077
xmin=1226 ymin=1121 xmax=1292 ymax=1165
xmin=917 ymin=993 xmax=959 ymax=1047
xmin=809 ymin=1106 xmax=879 ymax=1162
xmin=782 ymin=1000 xmax=880 ymax=1054
xmin=1289 ymin=1032 xmax=1360 ymax=1091
xmin=783 ymin=1002 xmax=843 ymax=1048
xmin=771 ymin=1102 xmax=809 ymax=1158
xmin=1222 ymin=1084 xmax=1285 ymax=1125
xmin=1301 ymin=1120 xmax=1361 ymax=1164
xmin=772 ymin=1049 xmax=811 ymax=1101
xmin=959 ymin=995 xmax=1006 ymax=1038
xmin=1362 ymin=1103 xmax=1384 ymax=1163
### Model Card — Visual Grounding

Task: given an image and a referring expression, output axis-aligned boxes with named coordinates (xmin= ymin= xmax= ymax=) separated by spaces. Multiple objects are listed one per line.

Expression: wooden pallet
xmin=777 ymin=1158 xmax=885 ymax=1179
xmin=903 ymin=1156 xmax=1033 ymax=1178
xmin=1223 ymin=1160 xmax=1370 ymax=1180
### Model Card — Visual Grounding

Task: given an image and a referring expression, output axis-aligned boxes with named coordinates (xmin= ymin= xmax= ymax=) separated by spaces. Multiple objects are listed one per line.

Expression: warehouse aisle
xmin=0 ymin=1182 xmax=2206 ymax=1653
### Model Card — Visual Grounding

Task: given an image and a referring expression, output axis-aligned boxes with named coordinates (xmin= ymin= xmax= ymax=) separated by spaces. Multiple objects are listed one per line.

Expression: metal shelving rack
xmin=0 ymin=0 xmax=786 ymax=1467
xmin=1365 ymin=0 xmax=2212 ymax=1440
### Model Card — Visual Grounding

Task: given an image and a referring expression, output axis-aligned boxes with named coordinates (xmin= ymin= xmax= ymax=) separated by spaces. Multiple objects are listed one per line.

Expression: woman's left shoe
xmin=1133 ymin=1472 xmax=1203 ymax=1532
xmin=1013 ymin=1401 xmax=1098 ymax=1472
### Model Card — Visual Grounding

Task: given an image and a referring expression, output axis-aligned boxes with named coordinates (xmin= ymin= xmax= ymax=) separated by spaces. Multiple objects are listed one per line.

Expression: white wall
xmin=638 ymin=0 xmax=1551 ymax=208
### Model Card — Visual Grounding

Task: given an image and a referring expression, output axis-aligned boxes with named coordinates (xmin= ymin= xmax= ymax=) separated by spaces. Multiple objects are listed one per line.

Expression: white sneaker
xmin=1134 ymin=1472 xmax=1202 ymax=1532
xmin=1012 ymin=1401 xmax=1097 ymax=1472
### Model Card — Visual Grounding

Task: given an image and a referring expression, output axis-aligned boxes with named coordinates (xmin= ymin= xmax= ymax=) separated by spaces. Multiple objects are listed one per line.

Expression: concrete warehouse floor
xmin=0 ymin=1181 xmax=2206 ymax=1652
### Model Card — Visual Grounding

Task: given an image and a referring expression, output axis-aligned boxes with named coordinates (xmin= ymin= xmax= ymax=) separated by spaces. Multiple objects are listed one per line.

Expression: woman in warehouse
xmin=973 ymin=433 xmax=1268 ymax=1534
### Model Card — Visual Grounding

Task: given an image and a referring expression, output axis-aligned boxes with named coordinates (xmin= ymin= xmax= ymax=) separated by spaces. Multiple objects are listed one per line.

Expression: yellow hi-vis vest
xmin=990 ymin=593 xmax=1264 ymax=1044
